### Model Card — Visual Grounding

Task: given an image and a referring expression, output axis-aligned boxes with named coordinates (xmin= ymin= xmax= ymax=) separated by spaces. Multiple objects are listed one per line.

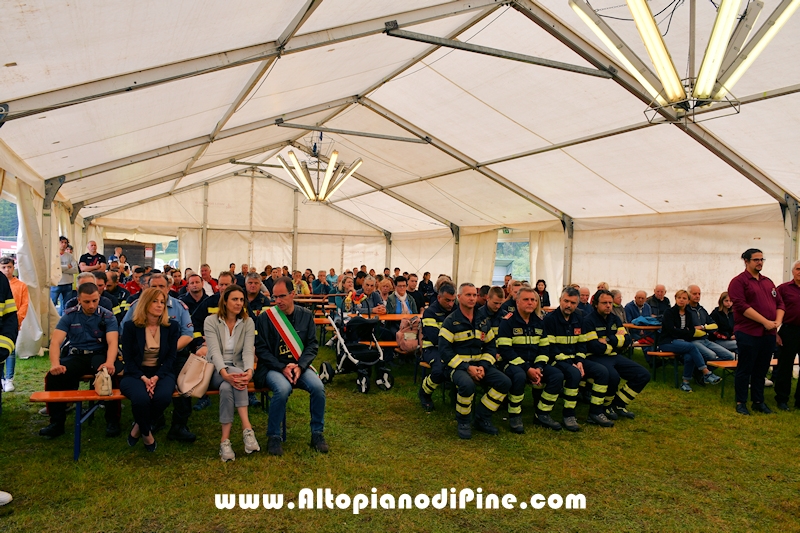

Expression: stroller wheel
xmin=318 ymin=362 xmax=334 ymax=385
xmin=375 ymin=370 xmax=394 ymax=391
xmin=356 ymin=374 xmax=370 ymax=394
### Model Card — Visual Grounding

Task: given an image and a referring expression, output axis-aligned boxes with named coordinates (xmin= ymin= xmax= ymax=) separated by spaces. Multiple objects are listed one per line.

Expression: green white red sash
xmin=266 ymin=306 xmax=303 ymax=361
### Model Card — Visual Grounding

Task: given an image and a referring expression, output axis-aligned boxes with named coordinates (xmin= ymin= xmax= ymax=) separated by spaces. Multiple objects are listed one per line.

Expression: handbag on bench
xmin=176 ymin=354 xmax=215 ymax=398
xmin=94 ymin=367 xmax=113 ymax=396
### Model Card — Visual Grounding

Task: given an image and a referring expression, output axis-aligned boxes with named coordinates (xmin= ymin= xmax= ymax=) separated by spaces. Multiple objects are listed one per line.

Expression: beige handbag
xmin=176 ymin=354 xmax=215 ymax=398
xmin=94 ymin=367 xmax=113 ymax=396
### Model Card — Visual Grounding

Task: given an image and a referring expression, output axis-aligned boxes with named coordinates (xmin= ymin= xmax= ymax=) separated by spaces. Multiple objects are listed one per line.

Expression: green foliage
xmin=2 ymin=350 xmax=799 ymax=532
xmin=496 ymin=241 xmax=531 ymax=281
xmin=0 ymin=199 xmax=19 ymax=240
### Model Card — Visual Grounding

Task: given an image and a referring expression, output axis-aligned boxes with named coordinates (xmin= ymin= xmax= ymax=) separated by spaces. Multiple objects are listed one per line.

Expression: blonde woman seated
xmin=205 ymin=284 xmax=260 ymax=462
xmin=120 ymin=288 xmax=180 ymax=452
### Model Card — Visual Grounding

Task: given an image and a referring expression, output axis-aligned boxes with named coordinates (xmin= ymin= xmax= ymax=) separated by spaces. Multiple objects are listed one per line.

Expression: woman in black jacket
xmin=120 ymin=288 xmax=180 ymax=452
xmin=710 ymin=292 xmax=738 ymax=353
xmin=536 ymin=279 xmax=551 ymax=308
xmin=658 ymin=290 xmax=721 ymax=392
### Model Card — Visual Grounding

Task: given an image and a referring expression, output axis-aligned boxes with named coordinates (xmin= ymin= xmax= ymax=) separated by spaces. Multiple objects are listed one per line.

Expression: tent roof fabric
xmin=1 ymin=0 xmax=798 ymax=236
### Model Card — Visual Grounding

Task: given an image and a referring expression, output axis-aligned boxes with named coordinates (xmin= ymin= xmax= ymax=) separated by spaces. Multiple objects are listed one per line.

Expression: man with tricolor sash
xmin=254 ymin=276 xmax=328 ymax=456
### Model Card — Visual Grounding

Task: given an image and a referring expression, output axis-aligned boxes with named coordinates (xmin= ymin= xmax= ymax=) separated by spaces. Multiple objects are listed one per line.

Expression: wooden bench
xmin=31 ymin=384 xmax=273 ymax=461
xmin=647 ymin=352 xmax=680 ymax=388
xmin=707 ymin=358 xmax=779 ymax=399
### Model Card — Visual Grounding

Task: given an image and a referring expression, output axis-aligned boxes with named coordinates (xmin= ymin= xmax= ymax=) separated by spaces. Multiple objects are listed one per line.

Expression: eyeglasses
xmin=273 ymin=293 xmax=290 ymax=299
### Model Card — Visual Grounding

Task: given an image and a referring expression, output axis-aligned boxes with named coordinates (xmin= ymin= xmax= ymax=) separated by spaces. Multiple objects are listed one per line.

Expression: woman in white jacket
xmin=205 ymin=284 xmax=260 ymax=462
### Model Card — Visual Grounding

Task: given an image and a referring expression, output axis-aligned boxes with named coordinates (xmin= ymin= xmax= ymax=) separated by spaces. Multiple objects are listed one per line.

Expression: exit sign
xmin=502 ymin=228 xmax=511 ymax=234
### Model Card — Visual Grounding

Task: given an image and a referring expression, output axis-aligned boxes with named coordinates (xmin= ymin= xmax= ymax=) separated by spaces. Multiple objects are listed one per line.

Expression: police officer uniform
xmin=418 ymin=299 xmax=452 ymax=411
xmin=123 ymin=295 xmax=195 ymax=440
xmin=44 ymin=305 xmax=122 ymax=432
xmin=439 ymin=306 xmax=510 ymax=439
xmin=544 ymin=308 xmax=613 ymax=428
xmin=584 ymin=309 xmax=650 ymax=418
xmin=497 ymin=309 xmax=563 ymax=432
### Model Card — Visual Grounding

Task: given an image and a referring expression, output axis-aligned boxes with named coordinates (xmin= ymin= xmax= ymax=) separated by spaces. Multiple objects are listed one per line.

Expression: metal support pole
xmin=248 ymin=171 xmax=255 ymax=265
xmin=384 ymin=231 xmax=392 ymax=270
xmin=292 ymin=191 xmax=300 ymax=272
xmin=783 ymin=196 xmax=799 ymax=281
xmin=562 ymin=215 xmax=574 ymax=287
xmin=451 ymin=224 xmax=460 ymax=284
xmin=200 ymin=183 xmax=209 ymax=266
xmin=42 ymin=176 xmax=64 ymax=341
xmin=689 ymin=0 xmax=696 ymax=81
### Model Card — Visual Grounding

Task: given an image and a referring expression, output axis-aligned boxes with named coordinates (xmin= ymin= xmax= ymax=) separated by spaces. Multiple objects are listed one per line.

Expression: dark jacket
xmin=439 ymin=306 xmax=496 ymax=372
xmin=497 ymin=309 xmax=548 ymax=370
xmin=646 ymin=295 xmax=671 ymax=320
xmin=544 ymin=308 xmax=587 ymax=364
xmin=254 ymin=305 xmax=318 ymax=373
xmin=422 ymin=299 xmax=452 ymax=351
xmin=659 ymin=305 xmax=701 ymax=345
xmin=537 ymin=290 xmax=551 ymax=308
xmin=583 ymin=309 xmax=631 ymax=356
xmin=121 ymin=320 xmax=179 ymax=380
xmin=710 ymin=308 xmax=735 ymax=339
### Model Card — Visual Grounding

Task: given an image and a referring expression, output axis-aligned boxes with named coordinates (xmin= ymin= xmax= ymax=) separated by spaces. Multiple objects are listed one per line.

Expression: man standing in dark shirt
xmin=728 ymin=248 xmax=784 ymax=415
xmin=774 ymin=261 xmax=800 ymax=411
xmin=79 ymin=241 xmax=107 ymax=273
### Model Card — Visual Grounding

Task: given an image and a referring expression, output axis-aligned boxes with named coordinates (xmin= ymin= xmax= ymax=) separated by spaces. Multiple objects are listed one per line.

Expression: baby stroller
xmin=319 ymin=313 xmax=394 ymax=394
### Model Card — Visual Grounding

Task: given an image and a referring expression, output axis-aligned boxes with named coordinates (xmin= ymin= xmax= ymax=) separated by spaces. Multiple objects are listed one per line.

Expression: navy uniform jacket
xmin=583 ymin=309 xmax=631 ymax=356
xmin=190 ymin=293 xmax=221 ymax=347
xmin=439 ymin=306 xmax=496 ymax=372
xmin=477 ymin=304 xmax=503 ymax=338
xmin=66 ymin=295 xmax=115 ymax=315
xmin=56 ymin=305 xmax=118 ymax=352
xmin=0 ymin=274 xmax=18 ymax=360
xmin=254 ymin=305 xmax=317 ymax=372
xmin=496 ymin=309 xmax=548 ymax=370
xmin=499 ymin=298 xmax=516 ymax=316
xmin=180 ymin=291 xmax=208 ymax=317
xmin=246 ymin=292 xmax=272 ymax=320
xmin=421 ymin=299 xmax=451 ymax=351
xmin=543 ymin=309 xmax=587 ymax=365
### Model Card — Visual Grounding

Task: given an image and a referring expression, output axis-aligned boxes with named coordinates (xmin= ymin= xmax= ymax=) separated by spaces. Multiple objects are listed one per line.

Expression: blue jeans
xmin=265 ymin=368 xmax=325 ymax=437
xmin=660 ymin=340 xmax=707 ymax=380
xmin=3 ymin=350 xmax=14 ymax=380
xmin=713 ymin=338 xmax=738 ymax=354
xmin=51 ymin=284 xmax=73 ymax=314
xmin=693 ymin=338 xmax=735 ymax=361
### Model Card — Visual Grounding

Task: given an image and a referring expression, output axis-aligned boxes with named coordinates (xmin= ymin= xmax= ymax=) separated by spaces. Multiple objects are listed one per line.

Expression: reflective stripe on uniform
xmin=439 ymin=328 xmax=454 ymax=342
xmin=0 ymin=335 xmax=14 ymax=353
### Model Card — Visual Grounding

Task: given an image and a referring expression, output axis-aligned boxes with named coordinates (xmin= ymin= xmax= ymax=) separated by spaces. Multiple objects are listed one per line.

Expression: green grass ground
xmin=1 ymin=348 xmax=799 ymax=532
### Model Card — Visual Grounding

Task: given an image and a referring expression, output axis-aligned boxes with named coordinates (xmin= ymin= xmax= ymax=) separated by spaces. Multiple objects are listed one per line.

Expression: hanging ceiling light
xmin=625 ymin=0 xmax=686 ymax=102
xmin=571 ymin=0 xmax=800 ymax=110
xmin=277 ymin=149 xmax=361 ymax=203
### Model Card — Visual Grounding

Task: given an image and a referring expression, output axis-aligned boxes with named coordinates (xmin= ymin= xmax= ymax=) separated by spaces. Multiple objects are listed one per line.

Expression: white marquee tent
xmin=0 ymin=0 xmax=798 ymax=355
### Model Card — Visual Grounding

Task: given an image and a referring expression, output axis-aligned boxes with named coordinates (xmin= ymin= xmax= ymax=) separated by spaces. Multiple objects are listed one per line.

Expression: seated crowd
xmin=11 ymin=242 xmax=789 ymax=462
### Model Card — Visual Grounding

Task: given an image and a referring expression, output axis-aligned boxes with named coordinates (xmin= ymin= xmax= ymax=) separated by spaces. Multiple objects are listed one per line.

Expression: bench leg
xmin=74 ymin=401 xmax=83 ymax=462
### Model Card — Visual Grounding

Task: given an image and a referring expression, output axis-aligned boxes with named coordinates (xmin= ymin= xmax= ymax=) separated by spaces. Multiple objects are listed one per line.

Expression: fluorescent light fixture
xmin=714 ymin=0 xmax=800 ymax=99
xmin=277 ymin=154 xmax=312 ymax=200
xmin=719 ymin=0 xmax=763 ymax=74
xmin=320 ymin=164 xmax=347 ymax=202
xmin=626 ymin=0 xmax=686 ymax=102
xmin=288 ymin=151 xmax=317 ymax=201
xmin=318 ymin=150 xmax=339 ymax=200
xmin=693 ymin=0 xmax=744 ymax=99
xmin=325 ymin=158 xmax=362 ymax=200
xmin=569 ymin=0 xmax=668 ymax=105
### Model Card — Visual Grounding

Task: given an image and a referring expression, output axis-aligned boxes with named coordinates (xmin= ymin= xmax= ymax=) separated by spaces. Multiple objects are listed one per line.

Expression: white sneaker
xmin=765 ymin=378 xmax=774 ymax=387
xmin=219 ymin=439 xmax=235 ymax=462
xmin=243 ymin=428 xmax=261 ymax=454
xmin=0 ymin=490 xmax=12 ymax=505
xmin=3 ymin=379 xmax=14 ymax=392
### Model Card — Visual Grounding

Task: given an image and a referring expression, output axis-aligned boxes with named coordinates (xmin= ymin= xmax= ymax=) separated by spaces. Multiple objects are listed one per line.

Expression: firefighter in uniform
xmin=477 ymin=286 xmax=505 ymax=339
xmin=497 ymin=287 xmax=563 ymax=432
xmin=417 ymin=283 xmax=456 ymax=412
xmin=122 ymin=274 xmax=196 ymax=440
xmin=41 ymin=282 xmax=122 ymax=438
xmin=584 ymin=290 xmax=651 ymax=419
xmin=544 ymin=287 xmax=614 ymax=430
xmin=439 ymin=283 xmax=510 ymax=439
xmin=244 ymin=272 xmax=271 ymax=319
